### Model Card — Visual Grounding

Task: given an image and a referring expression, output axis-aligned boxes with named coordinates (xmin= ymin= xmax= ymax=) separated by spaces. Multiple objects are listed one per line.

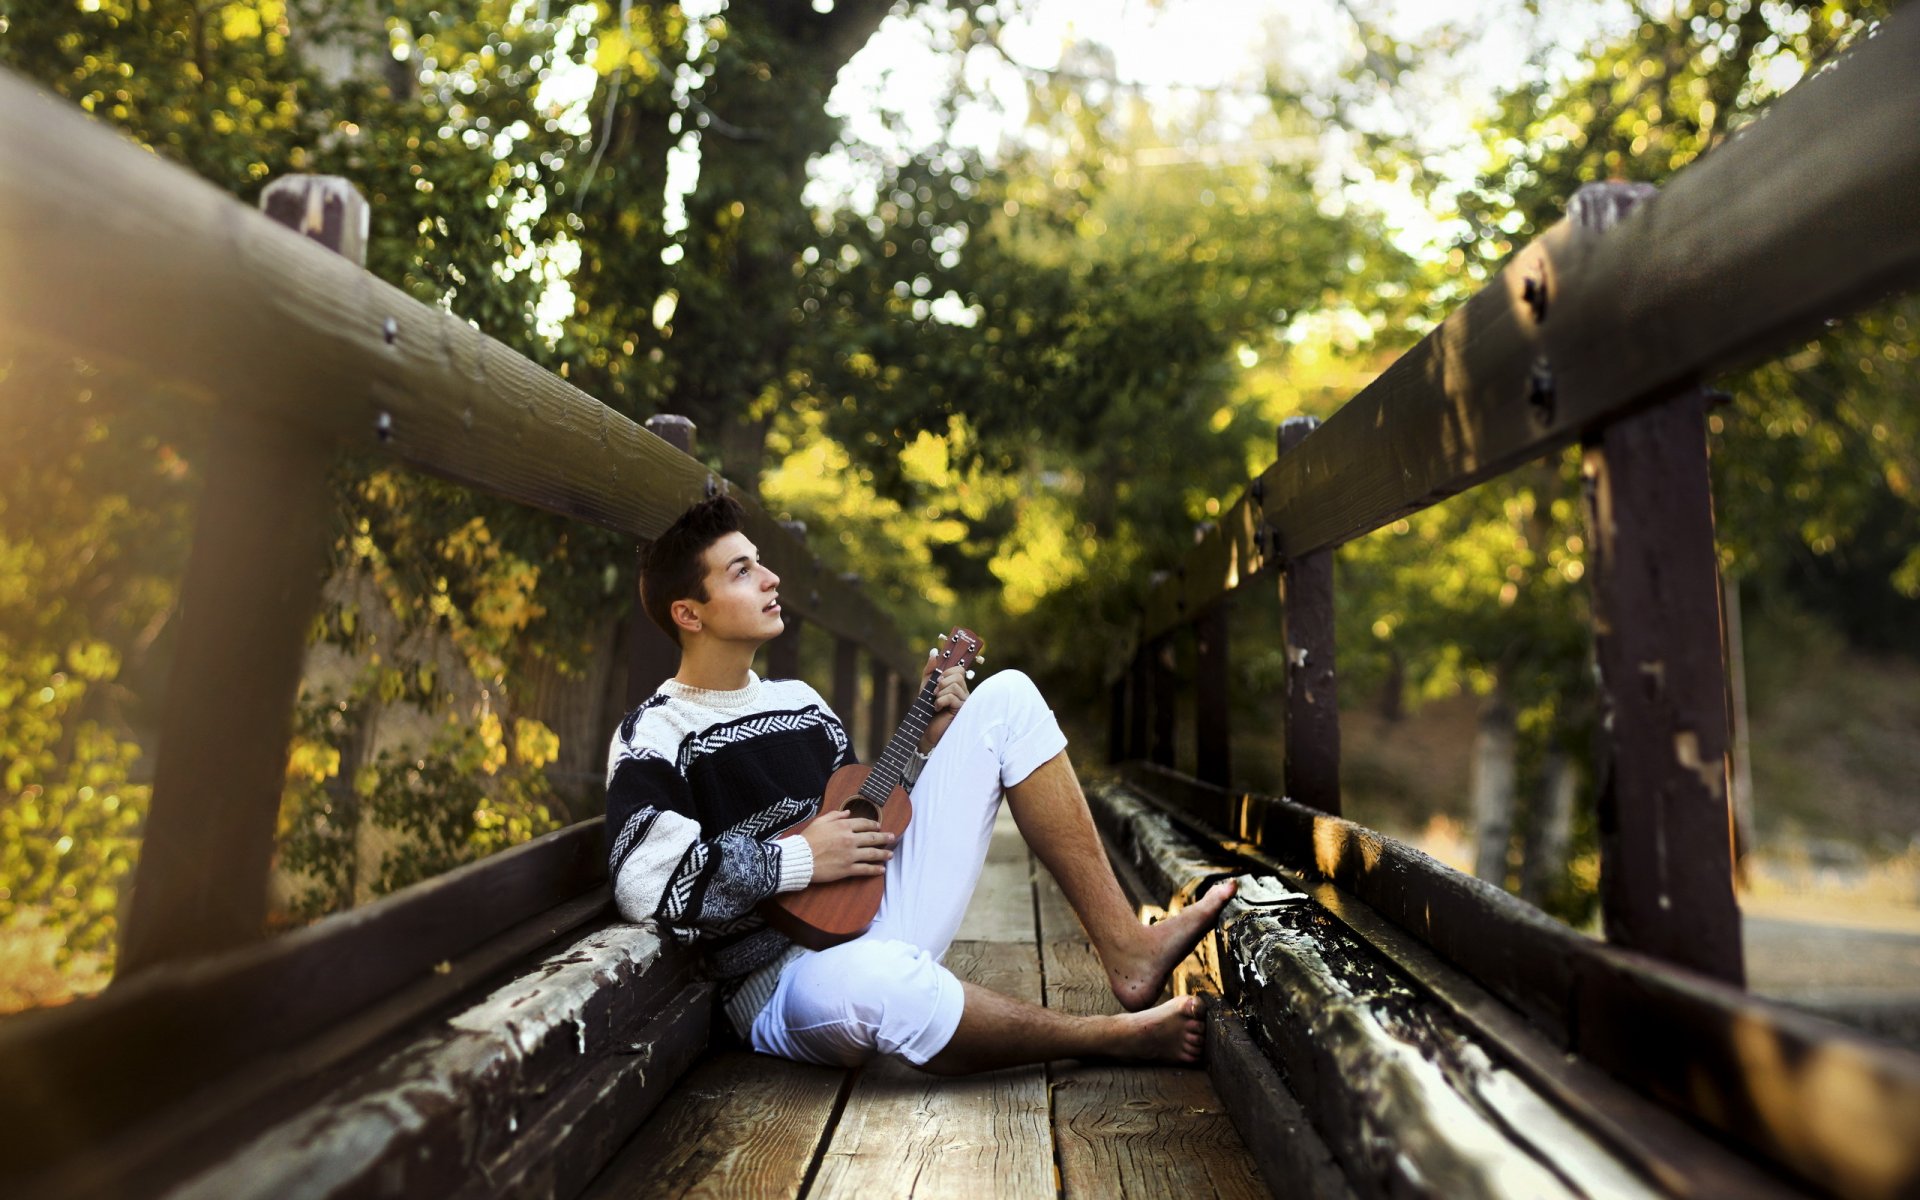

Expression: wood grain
xmin=582 ymin=1052 xmax=848 ymax=1200
xmin=953 ymin=809 xmax=1038 ymax=944
xmin=1126 ymin=10 xmax=1920 ymax=644
xmin=0 ymin=820 xmax=609 ymax=1185
xmin=1034 ymin=864 xmax=1268 ymax=1200
xmin=811 ymin=940 xmax=1052 ymax=1199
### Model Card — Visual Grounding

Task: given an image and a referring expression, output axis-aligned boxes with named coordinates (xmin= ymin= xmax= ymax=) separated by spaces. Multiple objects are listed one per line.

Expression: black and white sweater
xmin=605 ymin=671 xmax=851 ymax=1033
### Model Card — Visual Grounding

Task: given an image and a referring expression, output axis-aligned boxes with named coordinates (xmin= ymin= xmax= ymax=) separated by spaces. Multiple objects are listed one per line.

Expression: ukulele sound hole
xmin=845 ymin=798 xmax=880 ymax=824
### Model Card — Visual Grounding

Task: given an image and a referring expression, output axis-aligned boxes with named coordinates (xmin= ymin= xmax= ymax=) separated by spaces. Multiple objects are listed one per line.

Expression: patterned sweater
xmin=605 ymin=671 xmax=851 ymax=1032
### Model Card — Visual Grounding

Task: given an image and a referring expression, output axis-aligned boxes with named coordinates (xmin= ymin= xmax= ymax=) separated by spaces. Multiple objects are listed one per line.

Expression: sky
xmin=809 ymin=0 xmax=1633 ymax=256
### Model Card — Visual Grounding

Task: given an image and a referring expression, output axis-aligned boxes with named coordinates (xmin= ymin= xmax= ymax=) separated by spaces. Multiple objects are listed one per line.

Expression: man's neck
xmin=672 ymin=637 xmax=761 ymax=693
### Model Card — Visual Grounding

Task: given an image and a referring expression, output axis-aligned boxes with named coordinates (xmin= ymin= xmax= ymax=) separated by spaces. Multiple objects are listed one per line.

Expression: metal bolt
xmin=383 ymin=316 xmax=399 ymax=345
xmin=1527 ymin=358 xmax=1556 ymax=424
xmin=375 ymin=411 xmax=393 ymax=441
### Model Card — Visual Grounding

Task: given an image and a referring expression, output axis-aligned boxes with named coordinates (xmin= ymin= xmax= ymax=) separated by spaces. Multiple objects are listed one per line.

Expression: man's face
xmin=680 ymin=531 xmax=783 ymax=644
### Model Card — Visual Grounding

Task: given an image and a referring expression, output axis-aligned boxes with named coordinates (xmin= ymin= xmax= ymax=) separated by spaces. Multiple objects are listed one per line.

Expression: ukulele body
xmin=761 ymin=763 xmax=913 ymax=951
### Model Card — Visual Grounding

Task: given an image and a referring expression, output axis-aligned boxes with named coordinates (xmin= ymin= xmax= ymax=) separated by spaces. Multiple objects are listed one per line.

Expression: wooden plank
xmin=954 ymin=808 xmax=1036 ymax=944
xmin=0 ymin=819 xmax=606 ymax=1183
xmin=1581 ymin=383 xmax=1743 ymax=983
xmin=810 ymin=941 xmax=1052 ymax=1199
xmin=1125 ymin=11 xmax=1920 ymax=644
xmin=150 ymin=926 xmax=709 ymax=1199
xmin=1115 ymin=766 xmax=1920 ymax=1198
xmin=1573 ymin=945 xmax=1920 ymax=1200
xmin=580 ymin=1052 xmax=848 ymax=1200
xmin=1277 ymin=417 xmax=1340 ymax=814
xmin=18 ymin=891 xmax=613 ymax=1199
xmin=1207 ymin=1011 xmax=1355 ymax=1200
xmin=1035 ymin=862 xmax=1268 ymax=1199
xmin=0 ymin=72 xmax=916 ymax=677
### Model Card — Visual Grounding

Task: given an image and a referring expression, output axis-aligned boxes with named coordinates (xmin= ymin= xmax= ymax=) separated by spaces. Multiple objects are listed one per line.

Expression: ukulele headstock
xmin=929 ymin=627 xmax=985 ymax=679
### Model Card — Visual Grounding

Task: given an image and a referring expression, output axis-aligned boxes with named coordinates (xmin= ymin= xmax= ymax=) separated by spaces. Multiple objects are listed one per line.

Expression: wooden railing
xmin=0 ymin=65 xmax=919 ymax=1197
xmin=1109 ymin=10 xmax=1920 ymax=1198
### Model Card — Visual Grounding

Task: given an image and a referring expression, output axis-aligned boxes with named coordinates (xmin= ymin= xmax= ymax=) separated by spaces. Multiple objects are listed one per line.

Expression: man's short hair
xmin=642 ymin=494 xmax=746 ymax=646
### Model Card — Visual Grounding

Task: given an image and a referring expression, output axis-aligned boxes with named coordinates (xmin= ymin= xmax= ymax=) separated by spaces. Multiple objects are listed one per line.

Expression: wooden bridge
xmin=3 ymin=9 xmax=1919 ymax=1199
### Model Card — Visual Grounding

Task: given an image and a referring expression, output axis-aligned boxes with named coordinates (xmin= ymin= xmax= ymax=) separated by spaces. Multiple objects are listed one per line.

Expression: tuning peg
xmin=975 ymin=653 xmax=986 ymax=663
xmin=965 ymin=670 xmax=976 ymax=680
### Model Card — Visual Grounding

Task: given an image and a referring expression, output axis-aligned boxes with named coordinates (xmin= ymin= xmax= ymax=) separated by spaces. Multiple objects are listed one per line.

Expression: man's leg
xmin=922 ymin=985 xmax=1206 ymax=1076
xmin=1005 ymin=749 xmax=1234 ymax=1010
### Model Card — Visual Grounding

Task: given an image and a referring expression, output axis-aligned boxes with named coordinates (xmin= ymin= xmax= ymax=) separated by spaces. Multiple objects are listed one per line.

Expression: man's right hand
xmin=800 ymin=809 xmax=896 ymax=883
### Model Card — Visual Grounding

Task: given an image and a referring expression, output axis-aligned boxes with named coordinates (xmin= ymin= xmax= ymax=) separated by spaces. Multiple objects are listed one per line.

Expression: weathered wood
xmin=627 ymin=414 xmax=694 ymax=708
xmin=953 ymin=808 xmax=1038 ymax=944
xmin=867 ymin=656 xmax=893 ymax=764
xmin=1208 ymin=1010 xmax=1355 ymax=1200
xmin=1217 ymin=877 xmax=1664 ymax=1200
xmin=1150 ymin=635 xmax=1176 ymax=768
xmin=811 ymin=940 xmax=1052 ymax=1199
xmin=19 ymin=890 xmax=613 ymax=1199
xmin=1277 ymin=416 xmax=1340 ymax=814
xmin=1112 ymin=766 xmax=1920 ymax=1199
xmin=0 ymin=73 xmax=916 ymax=676
xmin=582 ymin=1052 xmax=848 ymax=1200
xmin=832 ymin=634 xmax=860 ymax=744
xmin=1304 ymin=876 xmax=1809 ymax=1200
xmin=1128 ymin=649 xmax=1151 ymax=761
xmin=1045 ymin=940 xmax=1269 ymax=1199
xmin=1582 ymin=382 xmax=1743 ymax=984
xmin=1573 ymin=945 xmax=1920 ymax=1200
xmin=155 ymin=924 xmax=708 ymax=1199
xmin=0 ymin=819 xmax=606 ymax=1184
xmin=1195 ymin=598 xmax=1232 ymax=787
xmin=116 ymin=175 xmax=367 ymax=975
xmin=1121 ymin=11 xmax=1920 ymax=644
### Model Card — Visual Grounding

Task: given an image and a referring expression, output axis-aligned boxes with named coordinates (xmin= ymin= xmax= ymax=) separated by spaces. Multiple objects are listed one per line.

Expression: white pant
xmin=749 ymin=669 xmax=1068 ymax=1066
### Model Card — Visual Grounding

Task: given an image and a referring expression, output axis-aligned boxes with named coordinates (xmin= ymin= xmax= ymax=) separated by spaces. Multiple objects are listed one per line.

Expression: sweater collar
xmin=659 ymin=670 xmax=763 ymax=710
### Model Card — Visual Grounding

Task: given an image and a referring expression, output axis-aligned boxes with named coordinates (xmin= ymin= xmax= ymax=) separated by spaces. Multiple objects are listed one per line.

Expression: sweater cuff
xmin=773 ymin=835 xmax=814 ymax=893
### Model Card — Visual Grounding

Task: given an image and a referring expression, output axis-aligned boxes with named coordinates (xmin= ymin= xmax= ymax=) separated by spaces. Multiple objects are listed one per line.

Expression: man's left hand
xmin=918 ymin=656 xmax=970 ymax=754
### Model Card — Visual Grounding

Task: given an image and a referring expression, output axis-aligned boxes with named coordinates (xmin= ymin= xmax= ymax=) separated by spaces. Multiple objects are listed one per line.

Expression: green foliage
xmin=0 ymin=352 xmax=201 ymax=977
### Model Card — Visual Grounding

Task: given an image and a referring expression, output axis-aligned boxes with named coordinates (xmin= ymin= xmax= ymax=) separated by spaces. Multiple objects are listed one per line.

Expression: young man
xmin=606 ymin=495 xmax=1233 ymax=1074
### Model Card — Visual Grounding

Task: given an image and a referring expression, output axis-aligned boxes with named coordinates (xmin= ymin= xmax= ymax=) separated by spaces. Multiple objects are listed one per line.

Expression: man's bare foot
xmin=1106 ymin=879 xmax=1237 ymax=1011
xmin=1114 ymin=994 xmax=1208 ymax=1064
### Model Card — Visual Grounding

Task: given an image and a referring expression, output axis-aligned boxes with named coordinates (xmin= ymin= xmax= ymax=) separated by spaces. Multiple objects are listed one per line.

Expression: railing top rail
xmin=1132 ymin=10 xmax=1920 ymax=649
xmin=0 ymin=71 xmax=916 ymax=678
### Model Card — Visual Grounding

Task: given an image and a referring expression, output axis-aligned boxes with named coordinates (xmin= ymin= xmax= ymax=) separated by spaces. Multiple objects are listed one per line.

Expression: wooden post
xmin=1570 ymin=180 xmax=1743 ymax=986
xmin=1127 ymin=648 xmax=1151 ymax=762
xmin=626 ymin=415 xmax=695 ymax=708
xmin=1150 ymin=635 xmax=1176 ymax=768
xmin=1278 ymin=416 xmax=1340 ymax=814
xmin=117 ymin=176 xmax=365 ymax=974
xmin=866 ymin=657 xmax=893 ymax=761
xmin=765 ymin=520 xmax=807 ymax=681
xmin=1195 ymin=598 xmax=1231 ymax=787
xmin=832 ymin=633 xmax=860 ymax=740
xmin=1581 ymin=388 xmax=1745 ymax=985
xmin=1108 ymin=677 xmax=1128 ymax=766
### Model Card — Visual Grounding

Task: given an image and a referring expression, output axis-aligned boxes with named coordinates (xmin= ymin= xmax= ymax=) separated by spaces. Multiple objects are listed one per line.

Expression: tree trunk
xmin=1469 ymin=687 xmax=1517 ymax=886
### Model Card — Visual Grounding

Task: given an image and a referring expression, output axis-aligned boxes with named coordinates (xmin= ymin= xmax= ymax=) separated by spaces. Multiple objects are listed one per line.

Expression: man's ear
xmin=670 ymin=597 xmax=702 ymax=638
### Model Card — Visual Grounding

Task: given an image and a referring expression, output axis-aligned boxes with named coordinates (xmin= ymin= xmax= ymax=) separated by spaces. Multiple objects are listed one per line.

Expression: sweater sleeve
xmin=605 ymin=739 xmax=799 ymax=941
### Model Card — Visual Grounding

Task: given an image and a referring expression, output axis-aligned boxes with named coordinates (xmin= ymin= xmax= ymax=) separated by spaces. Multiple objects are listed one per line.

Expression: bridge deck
xmin=586 ymin=809 xmax=1270 ymax=1198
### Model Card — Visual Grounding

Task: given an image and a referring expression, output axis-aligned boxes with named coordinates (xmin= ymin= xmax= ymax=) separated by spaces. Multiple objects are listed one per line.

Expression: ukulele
xmin=761 ymin=627 xmax=985 ymax=951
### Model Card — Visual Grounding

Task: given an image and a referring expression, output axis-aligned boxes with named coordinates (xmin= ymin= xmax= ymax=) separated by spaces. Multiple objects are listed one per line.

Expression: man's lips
xmin=763 ymin=597 xmax=781 ymax=613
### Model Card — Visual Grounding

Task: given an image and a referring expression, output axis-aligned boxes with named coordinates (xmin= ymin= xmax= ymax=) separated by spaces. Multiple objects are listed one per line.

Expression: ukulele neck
xmin=858 ymin=673 xmax=941 ymax=805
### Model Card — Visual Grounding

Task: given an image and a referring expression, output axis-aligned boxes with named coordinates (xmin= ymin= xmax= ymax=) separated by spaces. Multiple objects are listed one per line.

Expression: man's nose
xmin=764 ymin=568 xmax=780 ymax=588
